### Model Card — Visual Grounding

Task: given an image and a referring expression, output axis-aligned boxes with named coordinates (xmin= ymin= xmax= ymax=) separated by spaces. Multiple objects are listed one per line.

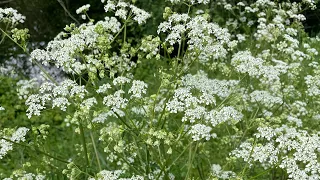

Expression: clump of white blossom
xmin=103 ymin=0 xmax=151 ymax=24
xmin=211 ymin=164 xmax=237 ymax=179
xmin=2 ymin=0 xmax=320 ymax=179
xmin=0 ymin=127 xmax=29 ymax=159
xmin=0 ymin=8 xmax=25 ymax=25
xmin=88 ymin=170 xmax=144 ymax=180
xmin=231 ymin=125 xmax=320 ymax=179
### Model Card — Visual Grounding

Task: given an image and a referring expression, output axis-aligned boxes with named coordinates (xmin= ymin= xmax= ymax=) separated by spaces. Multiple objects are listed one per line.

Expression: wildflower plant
xmin=1 ymin=0 xmax=320 ymax=179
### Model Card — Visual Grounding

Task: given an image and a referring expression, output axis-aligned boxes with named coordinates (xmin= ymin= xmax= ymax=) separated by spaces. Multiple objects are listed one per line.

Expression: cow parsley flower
xmin=130 ymin=5 xmax=151 ymax=24
xmin=128 ymin=80 xmax=148 ymax=99
xmin=0 ymin=8 xmax=26 ymax=25
xmin=188 ymin=124 xmax=215 ymax=141
xmin=211 ymin=164 xmax=237 ymax=179
xmin=97 ymin=83 xmax=112 ymax=93
xmin=103 ymin=90 xmax=128 ymax=109
xmin=52 ymin=97 xmax=70 ymax=111
xmin=167 ymin=0 xmax=210 ymax=5
xmin=26 ymin=94 xmax=46 ymax=118
xmin=10 ymin=127 xmax=29 ymax=142
xmin=17 ymin=79 xmax=38 ymax=99
xmin=76 ymin=4 xmax=90 ymax=14
xmin=113 ymin=76 xmax=131 ymax=86
xmin=0 ymin=127 xmax=29 ymax=159
xmin=232 ymin=125 xmax=320 ymax=178
xmin=205 ymin=106 xmax=243 ymax=127
xmin=249 ymin=90 xmax=283 ymax=108
xmin=81 ymin=97 xmax=97 ymax=110
xmin=0 ymin=139 xmax=13 ymax=159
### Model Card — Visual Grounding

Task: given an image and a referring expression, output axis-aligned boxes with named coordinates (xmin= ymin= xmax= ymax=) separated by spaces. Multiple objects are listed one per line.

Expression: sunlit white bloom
xmin=0 ymin=7 xmax=26 ymax=24
xmin=0 ymin=139 xmax=13 ymax=159
xmin=103 ymin=90 xmax=128 ymax=109
xmin=128 ymin=80 xmax=148 ymax=99
xmin=0 ymin=127 xmax=29 ymax=159
xmin=10 ymin=127 xmax=29 ymax=142
xmin=93 ymin=112 xmax=115 ymax=123
xmin=26 ymin=94 xmax=46 ymax=118
xmin=113 ymin=76 xmax=131 ymax=86
xmin=81 ymin=97 xmax=97 ymax=110
xmin=76 ymin=4 xmax=90 ymax=14
xmin=130 ymin=5 xmax=151 ymax=24
xmin=232 ymin=125 xmax=320 ymax=178
xmin=97 ymin=83 xmax=112 ymax=93
xmin=17 ymin=79 xmax=39 ymax=99
xmin=188 ymin=124 xmax=215 ymax=141
xmin=206 ymin=106 xmax=243 ymax=127
xmin=52 ymin=97 xmax=70 ymax=111
xmin=115 ymin=9 xmax=127 ymax=19
xmin=167 ymin=0 xmax=209 ymax=5
xmin=211 ymin=164 xmax=236 ymax=179
xmin=249 ymin=90 xmax=283 ymax=108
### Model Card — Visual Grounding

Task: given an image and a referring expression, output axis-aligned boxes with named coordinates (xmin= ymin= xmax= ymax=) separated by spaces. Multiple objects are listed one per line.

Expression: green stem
xmin=90 ymin=132 xmax=102 ymax=171
xmin=0 ymin=137 xmax=69 ymax=164
xmin=185 ymin=142 xmax=198 ymax=179
xmin=0 ymin=27 xmax=58 ymax=85
xmin=240 ymin=138 xmax=257 ymax=177
xmin=79 ymin=121 xmax=90 ymax=168
xmin=145 ymin=144 xmax=150 ymax=176
xmin=167 ymin=141 xmax=192 ymax=170
xmin=56 ymin=0 xmax=80 ymax=25
xmin=124 ymin=24 xmax=127 ymax=43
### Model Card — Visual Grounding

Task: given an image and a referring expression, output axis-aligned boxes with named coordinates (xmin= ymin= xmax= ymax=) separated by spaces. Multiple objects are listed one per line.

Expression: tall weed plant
xmin=0 ymin=0 xmax=320 ymax=179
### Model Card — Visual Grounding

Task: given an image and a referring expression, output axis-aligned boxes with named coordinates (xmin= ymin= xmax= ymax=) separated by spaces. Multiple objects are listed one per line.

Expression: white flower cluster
xmin=113 ymin=76 xmax=131 ymax=86
xmin=25 ymin=94 xmax=46 ymax=118
xmin=167 ymin=0 xmax=210 ymax=5
xmin=182 ymin=70 xmax=239 ymax=99
xmin=89 ymin=169 xmax=143 ymax=180
xmin=249 ymin=90 xmax=283 ymax=108
xmin=103 ymin=0 xmax=151 ymax=24
xmin=231 ymin=51 xmax=287 ymax=84
xmin=128 ymin=80 xmax=148 ymax=99
xmin=158 ymin=14 xmax=234 ymax=62
xmin=0 ymin=127 xmax=29 ymax=159
xmin=26 ymin=80 xmax=87 ymax=118
xmin=305 ymin=75 xmax=320 ymax=96
xmin=166 ymin=71 xmax=242 ymax=141
xmin=76 ymin=4 xmax=90 ymax=14
xmin=93 ymin=112 xmax=115 ymax=123
xmin=30 ymin=16 xmax=122 ymax=75
xmin=302 ymin=0 xmax=317 ymax=10
xmin=97 ymin=83 xmax=112 ymax=93
xmin=206 ymin=106 xmax=243 ymax=127
xmin=232 ymin=125 xmax=320 ymax=179
xmin=186 ymin=16 xmax=235 ymax=63
xmin=211 ymin=164 xmax=236 ymax=179
xmin=81 ymin=97 xmax=97 ymax=111
xmin=103 ymin=90 xmax=128 ymax=110
xmin=0 ymin=8 xmax=26 ymax=25
xmin=0 ymin=106 xmax=4 ymax=111
xmin=139 ymin=36 xmax=161 ymax=59
xmin=17 ymin=79 xmax=39 ymax=99
xmin=188 ymin=124 xmax=215 ymax=141
xmin=166 ymin=87 xmax=197 ymax=113
xmin=3 ymin=172 xmax=45 ymax=180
